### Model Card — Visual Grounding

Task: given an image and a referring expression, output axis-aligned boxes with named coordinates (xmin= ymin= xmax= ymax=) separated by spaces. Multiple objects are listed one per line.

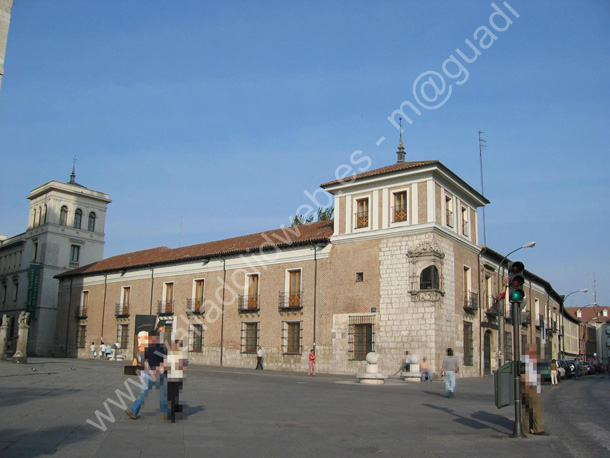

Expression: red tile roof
xmin=56 ymin=220 xmax=334 ymax=279
xmin=320 ymin=160 xmax=440 ymax=188
xmin=565 ymin=306 xmax=610 ymax=323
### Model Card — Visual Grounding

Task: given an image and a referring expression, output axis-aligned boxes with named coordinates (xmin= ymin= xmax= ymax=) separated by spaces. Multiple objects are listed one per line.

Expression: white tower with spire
xmin=0 ymin=166 xmax=111 ymax=356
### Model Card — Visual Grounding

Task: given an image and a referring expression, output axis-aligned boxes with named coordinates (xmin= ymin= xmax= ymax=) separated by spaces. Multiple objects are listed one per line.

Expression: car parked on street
xmin=582 ymin=361 xmax=595 ymax=375
xmin=558 ymin=360 xmax=573 ymax=379
xmin=586 ymin=358 xmax=603 ymax=373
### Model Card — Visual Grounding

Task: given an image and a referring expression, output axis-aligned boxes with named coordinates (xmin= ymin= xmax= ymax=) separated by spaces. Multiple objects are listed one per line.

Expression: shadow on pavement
xmin=0 ymin=424 xmax=98 ymax=457
xmin=423 ymin=403 xmax=507 ymax=434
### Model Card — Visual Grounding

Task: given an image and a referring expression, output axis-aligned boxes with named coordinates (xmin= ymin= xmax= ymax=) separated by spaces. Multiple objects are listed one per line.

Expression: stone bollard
xmin=357 ymin=352 xmax=388 ymax=384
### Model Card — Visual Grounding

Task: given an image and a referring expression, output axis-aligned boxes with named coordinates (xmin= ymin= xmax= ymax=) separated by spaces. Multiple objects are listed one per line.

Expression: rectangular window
xmin=194 ymin=279 xmax=204 ymax=309
xmin=355 ymin=198 xmax=369 ymax=228
xmin=354 ymin=324 xmax=373 ymax=359
xmin=288 ymin=270 xmax=301 ymax=307
xmin=79 ymin=291 xmax=89 ymax=318
xmin=463 ymin=321 xmax=473 ymax=366
xmin=241 ymin=322 xmax=259 ymax=353
xmin=189 ymin=324 xmax=203 ymax=352
xmin=122 ymin=287 xmax=131 ymax=306
xmin=117 ymin=323 xmax=129 ymax=349
xmin=162 ymin=282 xmax=174 ymax=314
xmin=32 ymin=242 xmax=38 ymax=262
xmin=70 ymin=245 xmax=80 ymax=267
xmin=247 ymin=274 xmax=259 ymax=309
xmin=393 ymin=191 xmax=407 ymax=222
xmin=76 ymin=325 xmax=87 ymax=348
xmin=521 ymin=334 xmax=528 ymax=357
xmin=461 ymin=206 xmax=469 ymax=237
xmin=445 ymin=195 xmax=454 ymax=227
xmin=2 ymin=284 xmax=7 ymax=304
xmin=12 ymin=280 xmax=18 ymax=301
xmin=283 ymin=322 xmax=301 ymax=354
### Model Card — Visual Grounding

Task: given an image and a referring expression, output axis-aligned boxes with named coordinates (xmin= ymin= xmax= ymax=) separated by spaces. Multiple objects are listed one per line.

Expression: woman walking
xmin=308 ymin=349 xmax=316 ymax=377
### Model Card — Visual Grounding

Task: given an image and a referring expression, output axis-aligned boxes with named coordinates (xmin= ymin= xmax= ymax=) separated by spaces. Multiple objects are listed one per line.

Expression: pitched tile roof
xmin=320 ymin=160 xmax=440 ymax=188
xmin=56 ymin=220 xmax=334 ymax=279
xmin=564 ymin=306 xmax=610 ymax=323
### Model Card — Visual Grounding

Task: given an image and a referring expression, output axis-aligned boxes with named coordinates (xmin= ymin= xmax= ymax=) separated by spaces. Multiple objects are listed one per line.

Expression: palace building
xmin=53 ymin=144 xmax=563 ymax=377
xmin=0 ymin=168 xmax=111 ymax=356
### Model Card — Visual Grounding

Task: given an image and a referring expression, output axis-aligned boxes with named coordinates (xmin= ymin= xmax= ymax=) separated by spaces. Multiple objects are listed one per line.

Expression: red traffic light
xmin=508 ymin=261 xmax=524 ymax=274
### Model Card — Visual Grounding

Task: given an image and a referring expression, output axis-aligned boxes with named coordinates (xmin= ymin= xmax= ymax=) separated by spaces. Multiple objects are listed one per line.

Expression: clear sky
xmin=1 ymin=1 xmax=608 ymax=307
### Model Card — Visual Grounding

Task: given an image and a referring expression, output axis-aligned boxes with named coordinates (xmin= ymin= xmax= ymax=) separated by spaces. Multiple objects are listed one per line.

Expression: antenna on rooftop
xmin=478 ymin=131 xmax=487 ymax=246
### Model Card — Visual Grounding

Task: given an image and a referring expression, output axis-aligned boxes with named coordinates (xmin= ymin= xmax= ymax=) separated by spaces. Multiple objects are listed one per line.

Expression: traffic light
xmin=507 ymin=261 xmax=525 ymax=303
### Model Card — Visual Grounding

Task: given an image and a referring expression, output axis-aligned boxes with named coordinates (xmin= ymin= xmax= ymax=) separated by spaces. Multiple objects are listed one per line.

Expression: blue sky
xmin=1 ymin=0 xmax=608 ymax=306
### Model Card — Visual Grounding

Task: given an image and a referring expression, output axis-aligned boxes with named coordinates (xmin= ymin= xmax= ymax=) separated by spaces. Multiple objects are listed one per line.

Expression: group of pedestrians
xmin=89 ymin=340 xmax=121 ymax=360
xmin=125 ymin=330 xmax=189 ymax=423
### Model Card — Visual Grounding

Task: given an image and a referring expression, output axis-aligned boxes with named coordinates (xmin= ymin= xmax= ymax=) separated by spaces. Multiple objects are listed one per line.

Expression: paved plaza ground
xmin=0 ymin=357 xmax=602 ymax=457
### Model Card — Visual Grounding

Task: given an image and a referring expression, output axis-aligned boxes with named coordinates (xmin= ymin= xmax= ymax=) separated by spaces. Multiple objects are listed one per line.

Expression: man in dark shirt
xmin=126 ymin=332 xmax=168 ymax=420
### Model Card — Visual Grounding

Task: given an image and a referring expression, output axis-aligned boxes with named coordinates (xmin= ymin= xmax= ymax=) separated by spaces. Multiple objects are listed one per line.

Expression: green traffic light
xmin=510 ymin=289 xmax=525 ymax=302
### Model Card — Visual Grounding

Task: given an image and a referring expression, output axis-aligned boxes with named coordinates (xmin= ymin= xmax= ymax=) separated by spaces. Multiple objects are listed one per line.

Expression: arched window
xmin=43 ymin=204 xmax=47 ymax=224
xmin=37 ymin=206 xmax=42 ymax=226
xmin=420 ymin=265 xmax=439 ymax=290
xmin=60 ymin=206 xmax=68 ymax=226
xmin=32 ymin=208 xmax=38 ymax=227
xmin=88 ymin=212 xmax=96 ymax=232
xmin=74 ymin=209 xmax=82 ymax=229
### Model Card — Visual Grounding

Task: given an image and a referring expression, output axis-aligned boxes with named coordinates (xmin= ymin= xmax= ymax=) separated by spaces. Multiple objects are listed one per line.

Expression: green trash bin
xmin=494 ymin=362 xmax=514 ymax=409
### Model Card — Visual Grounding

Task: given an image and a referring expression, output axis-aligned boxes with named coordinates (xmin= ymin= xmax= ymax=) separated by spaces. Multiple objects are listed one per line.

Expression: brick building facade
xmin=54 ymin=153 xmax=563 ymax=377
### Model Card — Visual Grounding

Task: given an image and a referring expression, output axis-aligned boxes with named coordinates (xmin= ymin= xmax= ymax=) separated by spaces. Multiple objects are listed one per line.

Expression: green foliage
xmin=291 ymin=206 xmax=334 ymax=226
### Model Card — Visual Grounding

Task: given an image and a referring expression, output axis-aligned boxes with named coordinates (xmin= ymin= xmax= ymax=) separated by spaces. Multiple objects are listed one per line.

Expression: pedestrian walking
xmin=125 ymin=331 xmax=168 ymax=420
xmin=165 ymin=339 xmax=188 ymax=423
xmin=308 ymin=349 xmax=316 ymax=377
xmin=420 ymin=357 xmax=432 ymax=382
xmin=550 ymin=359 xmax=558 ymax=385
xmin=521 ymin=345 xmax=549 ymax=435
xmin=89 ymin=341 xmax=96 ymax=359
xmin=105 ymin=344 xmax=112 ymax=360
xmin=99 ymin=342 xmax=106 ymax=360
xmin=440 ymin=348 xmax=459 ymax=397
xmin=256 ymin=346 xmax=264 ymax=370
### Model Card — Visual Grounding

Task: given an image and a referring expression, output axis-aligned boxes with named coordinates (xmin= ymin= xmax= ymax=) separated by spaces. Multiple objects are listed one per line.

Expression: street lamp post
xmin=560 ymin=289 xmax=588 ymax=359
xmin=497 ymin=242 xmax=535 ymax=368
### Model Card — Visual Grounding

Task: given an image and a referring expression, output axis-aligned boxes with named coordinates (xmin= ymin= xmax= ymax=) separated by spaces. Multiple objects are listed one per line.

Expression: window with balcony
xmin=78 ymin=291 xmax=88 ymax=318
xmin=60 ymin=206 xmax=68 ymax=226
xmin=116 ymin=287 xmax=130 ymax=316
xmin=76 ymin=325 xmax=87 ymax=348
xmin=283 ymin=321 xmax=301 ymax=354
xmin=241 ymin=322 xmax=259 ymax=353
xmin=461 ymin=206 xmax=469 ymax=237
xmin=280 ymin=270 xmax=302 ymax=310
xmin=239 ymin=274 xmax=260 ymax=311
xmin=393 ymin=191 xmax=408 ymax=223
xmin=74 ymin=209 xmax=82 ymax=229
xmin=355 ymin=198 xmax=369 ymax=229
xmin=420 ymin=265 xmax=440 ymax=290
xmin=445 ymin=195 xmax=454 ymax=228
xmin=88 ymin=212 xmax=96 ymax=232
xmin=189 ymin=324 xmax=203 ymax=352
xmin=463 ymin=321 xmax=473 ymax=366
xmin=158 ymin=282 xmax=174 ymax=315
xmin=188 ymin=279 xmax=205 ymax=314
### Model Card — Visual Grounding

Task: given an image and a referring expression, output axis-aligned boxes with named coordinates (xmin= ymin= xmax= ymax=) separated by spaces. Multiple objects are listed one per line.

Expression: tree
xmin=291 ymin=206 xmax=334 ymax=226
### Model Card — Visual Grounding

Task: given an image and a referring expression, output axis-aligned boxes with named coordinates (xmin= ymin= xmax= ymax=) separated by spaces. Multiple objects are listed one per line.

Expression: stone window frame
xmin=407 ymin=242 xmax=445 ymax=301
xmin=348 ymin=315 xmax=375 ymax=360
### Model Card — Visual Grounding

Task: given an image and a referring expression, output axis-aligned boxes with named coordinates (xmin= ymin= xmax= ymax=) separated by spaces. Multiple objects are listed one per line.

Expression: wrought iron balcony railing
xmin=279 ymin=291 xmax=303 ymax=310
xmin=157 ymin=300 xmax=174 ymax=315
xmin=463 ymin=291 xmax=479 ymax=314
xmin=115 ymin=303 xmax=130 ymax=317
xmin=186 ymin=298 xmax=205 ymax=315
xmin=238 ymin=295 xmax=260 ymax=312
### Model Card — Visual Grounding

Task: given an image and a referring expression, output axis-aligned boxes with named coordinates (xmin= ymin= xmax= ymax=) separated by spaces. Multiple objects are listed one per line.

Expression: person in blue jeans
xmin=126 ymin=331 xmax=168 ymax=420
xmin=440 ymin=348 xmax=459 ymax=398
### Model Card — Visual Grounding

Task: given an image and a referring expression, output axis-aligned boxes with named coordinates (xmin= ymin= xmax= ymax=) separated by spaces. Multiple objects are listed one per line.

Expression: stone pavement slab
xmin=0 ymin=358 xmax=590 ymax=457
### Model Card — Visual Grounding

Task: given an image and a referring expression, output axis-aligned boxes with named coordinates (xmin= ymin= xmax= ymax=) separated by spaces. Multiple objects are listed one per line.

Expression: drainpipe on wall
xmin=101 ymin=274 xmax=108 ymax=340
xmin=64 ymin=278 xmax=73 ymax=357
xmin=220 ymin=258 xmax=226 ymax=366
xmin=149 ymin=267 xmax=154 ymax=315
